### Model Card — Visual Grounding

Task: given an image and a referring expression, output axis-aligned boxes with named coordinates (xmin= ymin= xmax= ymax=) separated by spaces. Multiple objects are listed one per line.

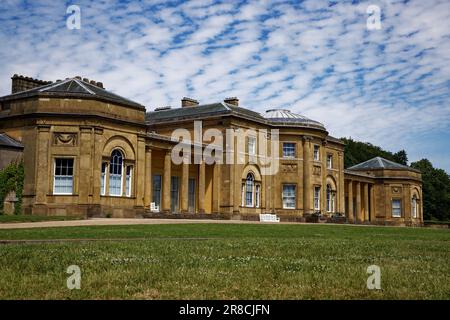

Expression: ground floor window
xmin=152 ymin=174 xmax=162 ymax=210
xmin=326 ymin=185 xmax=335 ymax=212
xmin=100 ymin=162 xmax=107 ymax=195
xmin=188 ymin=178 xmax=196 ymax=213
xmin=54 ymin=158 xmax=74 ymax=195
xmin=282 ymin=184 xmax=296 ymax=209
xmin=171 ymin=176 xmax=180 ymax=213
xmin=412 ymin=196 xmax=418 ymax=218
xmin=392 ymin=199 xmax=402 ymax=217
xmin=125 ymin=165 xmax=133 ymax=197
xmin=245 ymin=173 xmax=254 ymax=207
xmin=314 ymin=186 xmax=321 ymax=211
xmin=255 ymin=184 xmax=260 ymax=208
xmin=109 ymin=150 xmax=123 ymax=196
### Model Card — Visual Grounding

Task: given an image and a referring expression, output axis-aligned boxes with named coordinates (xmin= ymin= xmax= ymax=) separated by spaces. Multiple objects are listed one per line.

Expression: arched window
xmin=245 ymin=173 xmax=254 ymax=207
xmin=326 ymin=184 xmax=335 ymax=213
xmin=412 ymin=195 xmax=418 ymax=218
xmin=109 ymin=150 xmax=123 ymax=196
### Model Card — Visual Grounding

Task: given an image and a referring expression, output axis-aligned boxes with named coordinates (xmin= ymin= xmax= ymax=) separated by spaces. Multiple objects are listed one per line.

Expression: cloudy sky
xmin=0 ymin=0 xmax=449 ymax=171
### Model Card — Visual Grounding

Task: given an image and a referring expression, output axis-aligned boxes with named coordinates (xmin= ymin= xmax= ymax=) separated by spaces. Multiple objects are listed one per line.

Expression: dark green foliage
xmin=411 ymin=159 xmax=450 ymax=222
xmin=0 ymin=161 xmax=24 ymax=214
xmin=340 ymin=137 xmax=407 ymax=168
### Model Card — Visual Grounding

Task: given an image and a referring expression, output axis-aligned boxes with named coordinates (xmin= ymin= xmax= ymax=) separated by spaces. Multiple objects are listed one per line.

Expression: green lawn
xmin=0 ymin=223 xmax=449 ymax=299
xmin=0 ymin=215 xmax=83 ymax=223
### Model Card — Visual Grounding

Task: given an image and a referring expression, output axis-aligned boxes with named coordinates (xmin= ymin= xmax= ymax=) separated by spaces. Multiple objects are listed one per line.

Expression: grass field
xmin=0 ymin=223 xmax=449 ymax=299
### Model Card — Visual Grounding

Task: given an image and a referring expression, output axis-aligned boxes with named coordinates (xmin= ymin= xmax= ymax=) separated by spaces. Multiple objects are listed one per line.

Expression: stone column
xmin=356 ymin=182 xmax=362 ymax=223
xmin=144 ymin=148 xmax=152 ymax=208
xmin=338 ymin=152 xmax=345 ymax=213
xmin=363 ymin=183 xmax=369 ymax=222
xmin=93 ymin=127 xmax=103 ymax=203
xmin=79 ymin=126 xmax=92 ymax=204
xmin=135 ymin=135 xmax=146 ymax=206
xmin=370 ymin=184 xmax=375 ymax=222
xmin=180 ymin=160 xmax=189 ymax=213
xmin=36 ymin=125 xmax=51 ymax=205
xmin=321 ymin=141 xmax=327 ymax=214
xmin=302 ymin=136 xmax=312 ymax=214
xmin=403 ymin=184 xmax=411 ymax=221
xmin=347 ymin=180 xmax=354 ymax=223
xmin=162 ymin=150 xmax=171 ymax=212
xmin=198 ymin=161 xmax=206 ymax=213
xmin=212 ymin=163 xmax=221 ymax=213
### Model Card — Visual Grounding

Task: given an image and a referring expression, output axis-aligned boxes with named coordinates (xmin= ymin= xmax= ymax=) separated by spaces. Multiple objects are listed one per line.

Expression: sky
xmin=0 ymin=0 xmax=449 ymax=172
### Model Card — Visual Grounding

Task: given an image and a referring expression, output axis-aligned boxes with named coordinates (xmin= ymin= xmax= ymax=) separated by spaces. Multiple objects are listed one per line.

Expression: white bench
xmin=150 ymin=202 xmax=160 ymax=212
xmin=259 ymin=213 xmax=280 ymax=223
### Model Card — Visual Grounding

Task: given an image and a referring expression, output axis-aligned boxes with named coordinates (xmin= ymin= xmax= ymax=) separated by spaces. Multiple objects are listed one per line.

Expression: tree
xmin=393 ymin=150 xmax=408 ymax=165
xmin=411 ymin=159 xmax=450 ymax=221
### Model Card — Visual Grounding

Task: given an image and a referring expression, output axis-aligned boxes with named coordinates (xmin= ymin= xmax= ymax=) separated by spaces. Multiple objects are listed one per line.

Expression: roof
xmin=146 ymin=102 xmax=265 ymax=124
xmin=147 ymin=104 xmax=327 ymax=132
xmin=264 ymin=109 xmax=325 ymax=130
xmin=348 ymin=157 xmax=418 ymax=172
xmin=0 ymin=133 xmax=23 ymax=149
xmin=0 ymin=78 xmax=145 ymax=110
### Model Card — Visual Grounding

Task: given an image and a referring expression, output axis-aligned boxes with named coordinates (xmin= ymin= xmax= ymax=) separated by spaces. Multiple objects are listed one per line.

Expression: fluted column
xmin=364 ymin=183 xmax=369 ymax=222
xmin=198 ymin=161 xmax=205 ymax=213
xmin=144 ymin=148 xmax=152 ymax=208
xmin=302 ymin=136 xmax=312 ymax=214
xmin=347 ymin=180 xmax=354 ymax=223
xmin=162 ymin=150 xmax=171 ymax=212
xmin=356 ymin=182 xmax=362 ymax=223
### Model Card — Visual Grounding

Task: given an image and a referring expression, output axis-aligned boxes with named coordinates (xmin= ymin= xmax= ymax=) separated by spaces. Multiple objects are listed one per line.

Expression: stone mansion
xmin=0 ymin=75 xmax=423 ymax=226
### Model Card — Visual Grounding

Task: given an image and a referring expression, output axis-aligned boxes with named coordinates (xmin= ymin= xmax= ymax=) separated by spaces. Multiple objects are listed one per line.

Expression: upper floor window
xmin=392 ymin=199 xmax=402 ymax=217
xmin=54 ymin=158 xmax=74 ymax=195
xmin=109 ymin=150 xmax=123 ymax=196
xmin=327 ymin=154 xmax=333 ymax=169
xmin=314 ymin=145 xmax=320 ymax=161
xmin=248 ymin=137 xmax=256 ymax=155
xmin=283 ymin=143 xmax=296 ymax=158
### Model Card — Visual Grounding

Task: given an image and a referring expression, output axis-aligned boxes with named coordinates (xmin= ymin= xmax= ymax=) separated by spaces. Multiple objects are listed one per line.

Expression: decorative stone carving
xmin=313 ymin=165 xmax=321 ymax=175
xmin=281 ymin=164 xmax=297 ymax=173
xmin=53 ymin=133 xmax=77 ymax=146
xmin=392 ymin=186 xmax=402 ymax=194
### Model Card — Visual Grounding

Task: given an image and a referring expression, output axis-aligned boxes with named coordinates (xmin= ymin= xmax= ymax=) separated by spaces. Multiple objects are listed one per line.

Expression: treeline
xmin=341 ymin=138 xmax=450 ymax=222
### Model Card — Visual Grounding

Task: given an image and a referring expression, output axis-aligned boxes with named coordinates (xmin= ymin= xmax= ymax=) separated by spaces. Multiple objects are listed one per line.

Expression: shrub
xmin=0 ymin=161 xmax=24 ymax=215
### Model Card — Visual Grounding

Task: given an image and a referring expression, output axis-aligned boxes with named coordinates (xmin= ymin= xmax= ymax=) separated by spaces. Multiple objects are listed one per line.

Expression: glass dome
xmin=264 ymin=109 xmax=325 ymax=130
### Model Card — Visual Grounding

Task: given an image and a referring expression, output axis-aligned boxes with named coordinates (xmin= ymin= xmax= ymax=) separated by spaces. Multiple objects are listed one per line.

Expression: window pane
xmin=125 ymin=166 xmax=132 ymax=197
xmin=171 ymin=176 xmax=180 ymax=212
xmin=152 ymin=175 xmax=162 ymax=208
xmin=392 ymin=199 xmax=401 ymax=217
xmin=188 ymin=178 xmax=196 ymax=212
xmin=54 ymin=158 xmax=74 ymax=194
xmin=283 ymin=185 xmax=296 ymax=209
xmin=283 ymin=143 xmax=295 ymax=158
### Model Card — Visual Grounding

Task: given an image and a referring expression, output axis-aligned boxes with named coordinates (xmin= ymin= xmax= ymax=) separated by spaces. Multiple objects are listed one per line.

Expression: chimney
xmin=224 ymin=97 xmax=239 ymax=106
xmin=11 ymin=74 xmax=52 ymax=94
xmin=181 ymin=97 xmax=199 ymax=108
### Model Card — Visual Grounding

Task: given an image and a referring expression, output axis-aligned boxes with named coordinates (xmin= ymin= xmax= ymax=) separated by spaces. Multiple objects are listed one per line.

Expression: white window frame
xmin=109 ymin=150 xmax=124 ymax=197
xmin=412 ymin=196 xmax=418 ymax=218
xmin=327 ymin=154 xmax=333 ymax=169
xmin=53 ymin=158 xmax=74 ymax=195
xmin=101 ymin=162 xmax=107 ymax=196
xmin=314 ymin=145 xmax=320 ymax=161
xmin=125 ymin=165 xmax=133 ymax=197
xmin=241 ymin=183 xmax=245 ymax=207
xmin=282 ymin=184 xmax=296 ymax=209
xmin=314 ymin=186 xmax=321 ymax=211
xmin=283 ymin=142 xmax=296 ymax=158
xmin=255 ymin=184 xmax=260 ymax=208
xmin=248 ymin=136 xmax=256 ymax=155
xmin=392 ymin=199 xmax=402 ymax=217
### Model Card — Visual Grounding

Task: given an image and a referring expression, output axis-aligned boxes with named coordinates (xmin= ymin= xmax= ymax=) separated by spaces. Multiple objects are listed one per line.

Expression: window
xmin=283 ymin=143 xmax=296 ymax=158
xmin=125 ymin=166 xmax=133 ymax=197
xmin=314 ymin=186 xmax=321 ymax=211
xmin=282 ymin=185 xmax=296 ymax=209
xmin=100 ymin=162 xmax=107 ymax=195
xmin=392 ymin=199 xmax=402 ymax=217
xmin=248 ymin=137 xmax=256 ymax=155
xmin=188 ymin=178 xmax=196 ymax=213
xmin=327 ymin=154 xmax=333 ymax=169
xmin=241 ymin=183 xmax=245 ymax=207
xmin=245 ymin=173 xmax=254 ymax=207
xmin=109 ymin=150 xmax=123 ymax=196
xmin=54 ymin=158 xmax=74 ymax=195
xmin=255 ymin=185 xmax=260 ymax=208
xmin=412 ymin=196 xmax=418 ymax=218
xmin=314 ymin=145 xmax=320 ymax=161
xmin=326 ymin=185 xmax=335 ymax=212
xmin=171 ymin=176 xmax=180 ymax=213
xmin=152 ymin=175 xmax=162 ymax=209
